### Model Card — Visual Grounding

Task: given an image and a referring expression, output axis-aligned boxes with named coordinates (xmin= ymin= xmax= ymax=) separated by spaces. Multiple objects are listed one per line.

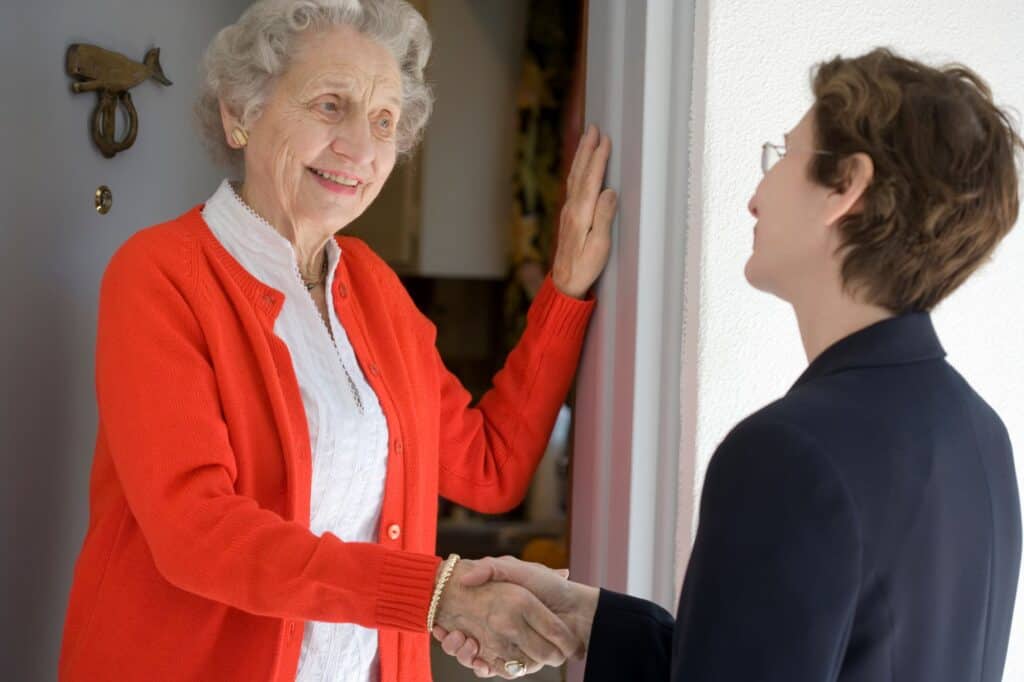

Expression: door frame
xmin=568 ymin=0 xmax=697 ymax=642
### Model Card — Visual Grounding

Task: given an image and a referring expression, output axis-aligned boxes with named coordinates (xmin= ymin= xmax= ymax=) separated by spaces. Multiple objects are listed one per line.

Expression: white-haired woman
xmin=58 ymin=1 xmax=617 ymax=680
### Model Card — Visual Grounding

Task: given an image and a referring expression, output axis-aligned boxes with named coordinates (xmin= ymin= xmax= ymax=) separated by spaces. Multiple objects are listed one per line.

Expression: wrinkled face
xmin=240 ymin=25 xmax=402 ymax=231
xmin=745 ymin=109 xmax=840 ymax=302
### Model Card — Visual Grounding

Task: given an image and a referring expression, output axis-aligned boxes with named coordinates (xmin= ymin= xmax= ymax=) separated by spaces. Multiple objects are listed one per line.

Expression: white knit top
xmin=203 ymin=179 xmax=389 ymax=682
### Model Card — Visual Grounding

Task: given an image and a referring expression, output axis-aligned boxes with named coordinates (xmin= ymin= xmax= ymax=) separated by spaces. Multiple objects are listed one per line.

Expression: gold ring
xmin=504 ymin=660 xmax=527 ymax=677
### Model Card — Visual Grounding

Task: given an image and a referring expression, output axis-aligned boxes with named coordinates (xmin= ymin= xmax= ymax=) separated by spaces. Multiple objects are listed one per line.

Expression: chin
xmin=303 ymin=203 xmax=360 ymax=229
xmin=743 ymin=256 xmax=763 ymax=288
xmin=744 ymin=257 xmax=779 ymax=296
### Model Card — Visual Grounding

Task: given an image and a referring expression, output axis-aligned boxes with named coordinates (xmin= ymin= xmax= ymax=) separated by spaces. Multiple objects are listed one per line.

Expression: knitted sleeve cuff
xmin=526 ymin=274 xmax=597 ymax=340
xmin=375 ymin=551 xmax=443 ymax=631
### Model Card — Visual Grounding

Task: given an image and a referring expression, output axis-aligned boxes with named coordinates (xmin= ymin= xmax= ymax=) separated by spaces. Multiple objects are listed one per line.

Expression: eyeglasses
xmin=761 ymin=141 xmax=833 ymax=175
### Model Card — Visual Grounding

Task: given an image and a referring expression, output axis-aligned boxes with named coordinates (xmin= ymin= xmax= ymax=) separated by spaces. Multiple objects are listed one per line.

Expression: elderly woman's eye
xmin=314 ymin=98 xmax=343 ymax=116
xmin=375 ymin=115 xmax=396 ymax=136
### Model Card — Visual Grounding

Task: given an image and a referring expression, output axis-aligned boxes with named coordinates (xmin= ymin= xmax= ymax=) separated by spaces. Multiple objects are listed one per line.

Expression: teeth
xmin=312 ymin=168 xmax=358 ymax=187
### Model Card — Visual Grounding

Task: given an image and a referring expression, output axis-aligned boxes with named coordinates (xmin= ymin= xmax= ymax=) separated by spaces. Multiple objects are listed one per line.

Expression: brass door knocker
xmin=66 ymin=44 xmax=172 ymax=158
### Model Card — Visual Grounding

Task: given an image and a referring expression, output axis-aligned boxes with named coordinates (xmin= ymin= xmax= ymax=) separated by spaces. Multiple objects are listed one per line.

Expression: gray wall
xmin=0 ymin=1 xmax=249 ymax=678
xmin=418 ymin=0 xmax=527 ymax=279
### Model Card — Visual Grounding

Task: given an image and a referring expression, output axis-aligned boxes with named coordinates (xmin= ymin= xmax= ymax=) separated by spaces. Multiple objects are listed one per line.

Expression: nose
xmin=747 ymin=194 xmax=759 ymax=218
xmin=331 ymin=115 xmax=375 ymax=168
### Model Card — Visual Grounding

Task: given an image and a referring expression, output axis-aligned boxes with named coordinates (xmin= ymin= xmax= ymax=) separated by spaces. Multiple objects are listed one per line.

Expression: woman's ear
xmin=824 ymin=152 xmax=874 ymax=226
xmin=219 ymin=99 xmax=247 ymax=149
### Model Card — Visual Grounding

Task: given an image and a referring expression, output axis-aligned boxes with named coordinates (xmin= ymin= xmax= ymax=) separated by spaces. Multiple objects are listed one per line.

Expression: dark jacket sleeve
xmin=670 ymin=417 xmax=862 ymax=682
xmin=584 ymin=589 xmax=675 ymax=681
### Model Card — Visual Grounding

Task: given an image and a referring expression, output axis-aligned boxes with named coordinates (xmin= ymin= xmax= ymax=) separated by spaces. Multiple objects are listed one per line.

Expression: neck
xmin=237 ymin=180 xmax=334 ymax=282
xmin=791 ymin=284 xmax=895 ymax=364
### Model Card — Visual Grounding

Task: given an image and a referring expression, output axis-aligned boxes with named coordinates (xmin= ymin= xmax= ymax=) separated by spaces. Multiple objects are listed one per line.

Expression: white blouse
xmin=203 ymin=179 xmax=389 ymax=682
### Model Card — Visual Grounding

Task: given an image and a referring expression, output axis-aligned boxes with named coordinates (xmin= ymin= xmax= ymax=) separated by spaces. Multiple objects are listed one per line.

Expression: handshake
xmin=431 ymin=556 xmax=601 ymax=679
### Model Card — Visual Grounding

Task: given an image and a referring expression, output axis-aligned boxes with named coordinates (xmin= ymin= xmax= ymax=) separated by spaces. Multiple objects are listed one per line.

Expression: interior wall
xmin=417 ymin=0 xmax=527 ymax=279
xmin=0 ymin=1 xmax=250 ymax=678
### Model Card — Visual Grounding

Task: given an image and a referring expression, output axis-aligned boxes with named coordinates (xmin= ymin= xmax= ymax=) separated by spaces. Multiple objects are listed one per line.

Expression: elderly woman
xmin=58 ymin=1 xmax=617 ymax=680
xmin=440 ymin=49 xmax=1023 ymax=681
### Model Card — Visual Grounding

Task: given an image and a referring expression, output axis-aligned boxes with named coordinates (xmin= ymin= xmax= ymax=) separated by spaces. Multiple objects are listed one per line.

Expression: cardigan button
xmin=337 ymin=283 xmax=349 ymax=298
xmin=370 ymin=365 xmax=381 ymax=377
xmin=387 ymin=523 xmax=402 ymax=541
xmin=287 ymin=621 xmax=296 ymax=639
xmin=394 ymin=441 xmax=403 ymax=454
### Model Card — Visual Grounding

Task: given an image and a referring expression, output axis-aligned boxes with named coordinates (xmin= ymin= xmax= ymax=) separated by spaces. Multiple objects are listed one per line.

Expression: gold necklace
xmin=302 ymin=256 xmax=328 ymax=291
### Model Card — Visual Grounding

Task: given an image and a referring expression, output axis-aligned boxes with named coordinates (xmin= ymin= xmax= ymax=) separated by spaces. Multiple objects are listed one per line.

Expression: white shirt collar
xmin=201 ymin=178 xmax=341 ymax=290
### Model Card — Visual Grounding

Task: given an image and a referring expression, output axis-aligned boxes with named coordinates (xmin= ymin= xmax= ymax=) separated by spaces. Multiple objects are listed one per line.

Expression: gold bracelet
xmin=427 ymin=553 xmax=460 ymax=633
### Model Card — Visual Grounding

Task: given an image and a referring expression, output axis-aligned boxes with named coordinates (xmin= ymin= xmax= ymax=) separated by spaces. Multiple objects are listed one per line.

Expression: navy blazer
xmin=584 ymin=314 xmax=1020 ymax=681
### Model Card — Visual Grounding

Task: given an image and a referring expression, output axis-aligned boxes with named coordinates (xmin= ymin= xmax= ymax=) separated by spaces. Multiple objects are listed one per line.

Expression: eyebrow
xmin=373 ymin=80 xmax=402 ymax=110
xmin=314 ymin=78 xmax=401 ymax=109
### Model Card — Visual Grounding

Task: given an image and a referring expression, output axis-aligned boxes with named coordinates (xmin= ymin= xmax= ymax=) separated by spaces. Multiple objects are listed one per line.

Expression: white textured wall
xmin=682 ymin=0 xmax=1024 ymax=676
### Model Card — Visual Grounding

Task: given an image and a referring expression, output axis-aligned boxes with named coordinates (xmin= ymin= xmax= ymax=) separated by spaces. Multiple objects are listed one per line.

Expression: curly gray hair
xmin=195 ymin=0 xmax=433 ymax=170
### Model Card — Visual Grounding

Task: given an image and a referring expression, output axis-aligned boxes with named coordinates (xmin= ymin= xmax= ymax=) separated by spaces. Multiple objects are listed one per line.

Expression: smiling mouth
xmin=308 ymin=167 xmax=361 ymax=187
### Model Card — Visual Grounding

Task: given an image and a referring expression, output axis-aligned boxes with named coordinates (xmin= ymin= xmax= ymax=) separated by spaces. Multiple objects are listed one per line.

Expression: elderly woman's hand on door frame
xmin=551 ymin=124 xmax=618 ymax=300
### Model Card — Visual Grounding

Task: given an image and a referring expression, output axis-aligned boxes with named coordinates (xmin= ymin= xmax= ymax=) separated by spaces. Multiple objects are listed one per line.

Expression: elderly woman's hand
xmin=551 ymin=125 xmax=617 ymax=300
xmin=433 ymin=558 xmax=594 ymax=678
xmin=433 ymin=559 xmax=583 ymax=678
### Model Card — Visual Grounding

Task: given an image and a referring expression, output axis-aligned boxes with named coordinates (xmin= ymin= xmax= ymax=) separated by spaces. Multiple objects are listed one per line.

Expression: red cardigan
xmin=59 ymin=206 xmax=595 ymax=681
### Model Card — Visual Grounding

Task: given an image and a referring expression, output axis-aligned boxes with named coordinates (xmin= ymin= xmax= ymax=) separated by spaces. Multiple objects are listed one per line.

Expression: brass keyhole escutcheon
xmin=95 ymin=185 xmax=113 ymax=214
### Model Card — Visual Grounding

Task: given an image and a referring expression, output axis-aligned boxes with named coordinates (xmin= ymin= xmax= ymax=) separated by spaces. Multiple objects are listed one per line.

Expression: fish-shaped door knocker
xmin=66 ymin=44 xmax=173 ymax=158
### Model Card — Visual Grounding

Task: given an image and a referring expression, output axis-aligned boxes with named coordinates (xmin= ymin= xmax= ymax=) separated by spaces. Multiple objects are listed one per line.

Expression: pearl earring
xmin=231 ymin=127 xmax=249 ymax=147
